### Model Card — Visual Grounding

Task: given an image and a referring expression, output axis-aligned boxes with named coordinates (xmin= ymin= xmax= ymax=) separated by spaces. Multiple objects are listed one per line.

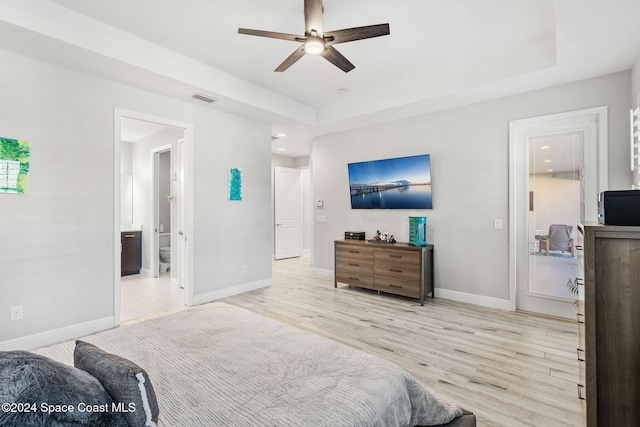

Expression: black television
xmin=348 ymin=154 xmax=432 ymax=209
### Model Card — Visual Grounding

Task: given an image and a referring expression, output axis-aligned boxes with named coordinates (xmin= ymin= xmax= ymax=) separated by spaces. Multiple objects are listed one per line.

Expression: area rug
xmin=529 ymin=248 xmax=573 ymax=258
xmin=34 ymin=302 xmax=463 ymax=427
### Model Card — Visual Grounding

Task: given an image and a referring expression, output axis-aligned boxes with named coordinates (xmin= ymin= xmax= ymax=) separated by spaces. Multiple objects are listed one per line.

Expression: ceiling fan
xmin=238 ymin=0 xmax=390 ymax=73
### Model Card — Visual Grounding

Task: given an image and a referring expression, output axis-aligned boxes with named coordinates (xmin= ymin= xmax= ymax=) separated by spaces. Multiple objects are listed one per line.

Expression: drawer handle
xmin=348 ymin=263 xmax=360 ymax=266
xmin=577 ymin=313 xmax=585 ymax=324
xmin=348 ymin=277 xmax=360 ymax=281
xmin=124 ymin=234 xmax=136 ymax=238
xmin=390 ymin=269 xmax=403 ymax=273
xmin=577 ymin=348 xmax=585 ymax=362
xmin=577 ymin=384 xmax=585 ymax=400
xmin=389 ymin=284 xmax=403 ymax=289
xmin=576 ymin=245 xmax=583 ymax=250
xmin=348 ymin=250 xmax=360 ymax=253
xmin=389 ymin=255 xmax=402 ymax=259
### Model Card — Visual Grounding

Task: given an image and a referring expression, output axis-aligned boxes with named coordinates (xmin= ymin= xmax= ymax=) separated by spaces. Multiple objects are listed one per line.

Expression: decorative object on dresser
xmin=577 ymin=223 xmax=640 ymax=426
xmin=368 ymin=229 xmax=396 ymax=244
xmin=121 ymin=231 xmax=141 ymax=276
xmin=344 ymin=231 xmax=365 ymax=240
xmin=334 ymin=239 xmax=434 ymax=305
xmin=409 ymin=216 xmax=428 ymax=246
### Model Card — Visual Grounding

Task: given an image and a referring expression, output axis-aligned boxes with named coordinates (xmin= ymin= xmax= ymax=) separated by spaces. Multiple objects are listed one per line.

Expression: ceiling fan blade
xmin=238 ymin=28 xmax=304 ymax=42
xmin=275 ymin=45 xmax=307 ymax=72
xmin=325 ymin=23 xmax=390 ymax=45
xmin=320 ymin=46 xmax=355 ymax=73
xmin=304 ymin=0 xmax=324 ymax=36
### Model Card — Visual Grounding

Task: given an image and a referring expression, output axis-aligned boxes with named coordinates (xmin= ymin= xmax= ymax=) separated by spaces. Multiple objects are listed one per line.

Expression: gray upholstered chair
xmin=538 ymin=224 xmax=575 ymax=257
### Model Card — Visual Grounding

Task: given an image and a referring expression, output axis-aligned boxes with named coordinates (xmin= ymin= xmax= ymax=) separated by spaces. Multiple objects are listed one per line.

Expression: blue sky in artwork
xmin=348 ymin=154 xmax=431 ymax=185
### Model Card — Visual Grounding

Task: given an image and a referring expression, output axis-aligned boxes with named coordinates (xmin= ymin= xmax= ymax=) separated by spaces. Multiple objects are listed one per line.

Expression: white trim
xmin=435 ymin=288 xmax=512 ymax=311
xmin=313 ymin=267 xmax=334 ymax=277
xmin=0 ymin=317 xmax=115 ymax=351
xmin=508 ymin=106 xmax=608 ymax=315
xmin=114 ymin=108 xmax=195 ymax=324
xmin=191 ymin=279 xmax=272 ymax=306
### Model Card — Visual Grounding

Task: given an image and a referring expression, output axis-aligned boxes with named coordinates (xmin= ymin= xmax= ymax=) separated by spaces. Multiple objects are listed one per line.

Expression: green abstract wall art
xmin=0 ymin=137 xmax=30 ymax=194
xmin=228 ymin=167 xmax=243 ymax=201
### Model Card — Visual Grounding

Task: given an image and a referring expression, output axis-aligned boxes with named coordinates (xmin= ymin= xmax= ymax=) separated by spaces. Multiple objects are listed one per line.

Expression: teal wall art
xmin=228 ymin=167 xmax=243 ymax=201
xmin=0 ymin=137 xmax=30 ymax=194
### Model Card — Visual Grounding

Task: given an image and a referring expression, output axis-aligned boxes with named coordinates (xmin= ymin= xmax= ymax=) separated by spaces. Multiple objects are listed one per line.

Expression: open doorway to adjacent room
xmin=116 ymin=110 xmax=193 ymax=324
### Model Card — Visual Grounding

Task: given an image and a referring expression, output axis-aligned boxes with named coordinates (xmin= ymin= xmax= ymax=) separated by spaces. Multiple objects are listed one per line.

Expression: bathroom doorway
xmin=152 ymin=147 xmax=174 ymax=280
xmin=115 ymin=109 xmax=193 ymax=324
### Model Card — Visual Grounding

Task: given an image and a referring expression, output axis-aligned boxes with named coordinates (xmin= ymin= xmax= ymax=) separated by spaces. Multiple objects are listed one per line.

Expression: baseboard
xmin=139 ymin=268 xmax=153 ymax=277
xmin=191 ymin=278 xmax=272 ymax=306
xmin=435 ymin=288 xmax=511 ymax=311
xmin=0 ymin=316 xmax=116 ymax=351
xmin=313 ymin=267 xmax=333 ymax=278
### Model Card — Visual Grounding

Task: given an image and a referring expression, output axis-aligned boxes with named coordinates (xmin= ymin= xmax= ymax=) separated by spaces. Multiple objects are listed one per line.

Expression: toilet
xmin=159 ymin=233 xmax=171 ymax=273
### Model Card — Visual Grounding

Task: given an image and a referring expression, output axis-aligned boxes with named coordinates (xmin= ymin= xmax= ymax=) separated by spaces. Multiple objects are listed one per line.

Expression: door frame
xmin=113 ymin=108 xmax=194 ymax=325
xmin=508 ymin=106 xmax=608 ymax=314
xmin=150 ymin=145 xmax=172 ymax=279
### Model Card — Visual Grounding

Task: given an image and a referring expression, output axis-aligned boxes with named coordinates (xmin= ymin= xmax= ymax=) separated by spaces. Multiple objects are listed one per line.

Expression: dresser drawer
xmin=374 ymin=276 xmax=420 ymax=298
xmin=335 ymin=270 xmax=374 ymax=290
xmin=374 ymin=261 xmax=421 ymax=281
xmin=336 ymin=244 xmax=374 ymax=260
xmin=374 ymin=248 xmax=420 ymax=265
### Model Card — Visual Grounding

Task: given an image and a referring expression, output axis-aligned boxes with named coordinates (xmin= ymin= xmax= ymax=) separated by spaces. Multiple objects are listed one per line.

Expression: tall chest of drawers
xmin=577 ymin=223 xmax=640 ymax=426
xmin=334 ymin=240 xmax=434 ymax=305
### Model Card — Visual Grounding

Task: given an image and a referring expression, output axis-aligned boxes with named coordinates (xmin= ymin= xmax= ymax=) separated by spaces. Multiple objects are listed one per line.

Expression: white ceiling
xmin=1 ymin=0 xmax=639 ymax=157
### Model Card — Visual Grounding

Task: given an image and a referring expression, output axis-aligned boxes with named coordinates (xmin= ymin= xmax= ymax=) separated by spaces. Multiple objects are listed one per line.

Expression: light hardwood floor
xmin=120 ymin=273 xmax=185 ymax=324
xmin=220 ymin=256 xmax=583 ymax=427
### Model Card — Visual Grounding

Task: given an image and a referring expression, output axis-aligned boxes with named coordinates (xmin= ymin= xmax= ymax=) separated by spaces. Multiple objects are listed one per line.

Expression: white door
xmin=274 ymin=167 xmax=302 ymax=260
xmin=509 ymin=107 xmax=607 ymax=318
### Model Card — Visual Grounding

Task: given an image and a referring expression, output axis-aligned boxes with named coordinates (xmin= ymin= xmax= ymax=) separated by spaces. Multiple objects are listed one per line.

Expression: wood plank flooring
xmin=220 ymin=256 xmax=583 ymax=427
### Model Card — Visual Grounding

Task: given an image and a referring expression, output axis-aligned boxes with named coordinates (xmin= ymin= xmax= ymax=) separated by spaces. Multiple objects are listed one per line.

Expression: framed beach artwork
xmin=228 ymin=167 xmax=243 ymax=201
xmin=0 ymin=137 xmax=30 ymax=195
xmin=348 ymin=154 xmax=432 ymax=209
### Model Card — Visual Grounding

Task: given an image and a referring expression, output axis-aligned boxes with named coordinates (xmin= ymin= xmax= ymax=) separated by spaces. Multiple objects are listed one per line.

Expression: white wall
xmin=632 ymin=54 xmax=640 ymax=106
xmin=311 ymin=71 xmax=631 ymax=302
xmin=0 ymin=49 xmax=272 ymax=348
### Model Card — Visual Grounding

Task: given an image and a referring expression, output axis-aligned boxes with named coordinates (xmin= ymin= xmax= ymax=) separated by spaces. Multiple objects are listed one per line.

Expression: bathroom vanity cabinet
xmin=121 ymin=231 xmax=142 ymax=276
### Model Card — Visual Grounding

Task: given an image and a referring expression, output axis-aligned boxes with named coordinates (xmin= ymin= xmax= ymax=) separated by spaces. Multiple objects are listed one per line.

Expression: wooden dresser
xmin=577 ymin=223 xmax=640 ymax=426
xmin=334 ymin=240 xmax=434 ymax=305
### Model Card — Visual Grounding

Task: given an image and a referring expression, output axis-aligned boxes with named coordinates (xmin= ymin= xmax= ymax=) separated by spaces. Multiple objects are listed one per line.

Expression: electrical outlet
xmin=242 ymin=265 xmax=248 ymax=273
xmin=10 ymin=306 xmax=23 ymax=321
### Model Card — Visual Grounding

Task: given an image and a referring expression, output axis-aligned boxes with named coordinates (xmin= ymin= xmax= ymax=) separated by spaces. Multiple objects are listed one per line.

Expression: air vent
xmin=192 ymin=93 xmax=218 ymax=103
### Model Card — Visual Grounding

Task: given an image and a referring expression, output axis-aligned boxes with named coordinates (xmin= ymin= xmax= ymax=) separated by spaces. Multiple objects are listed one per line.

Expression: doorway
xmin=509 ymin=107 xmax=608 ymax=319
xmin=114 ymin=109 xmax=194 ymax=324
xmin=274 ymin=166 xmax=302 ymax=260
xmin=528 ymin=133 xmax=581 ymax=301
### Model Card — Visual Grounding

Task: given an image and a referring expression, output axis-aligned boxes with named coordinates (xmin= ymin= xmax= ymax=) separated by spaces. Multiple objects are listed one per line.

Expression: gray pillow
xmin=74 ymin=340 xmax=159 ymax=427
xmin=0 ymin=350 xmax=128 ymax=427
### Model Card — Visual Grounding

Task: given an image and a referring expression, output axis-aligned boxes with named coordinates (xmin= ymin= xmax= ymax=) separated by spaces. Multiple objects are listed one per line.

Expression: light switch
xmin=316 ymin=199 xmax=324 ymax=207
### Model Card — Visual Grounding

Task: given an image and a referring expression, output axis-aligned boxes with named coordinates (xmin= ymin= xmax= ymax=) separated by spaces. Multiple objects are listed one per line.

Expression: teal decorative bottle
xmin=409 ymin=216 xmax=427 ymax=246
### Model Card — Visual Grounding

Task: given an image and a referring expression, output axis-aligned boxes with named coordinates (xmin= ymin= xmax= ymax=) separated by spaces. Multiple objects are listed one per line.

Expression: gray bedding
xmin=36 ymin=302 xmax=464 ymax=427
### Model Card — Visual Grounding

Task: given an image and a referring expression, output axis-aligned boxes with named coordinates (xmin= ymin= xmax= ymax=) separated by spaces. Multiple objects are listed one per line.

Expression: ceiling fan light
xmin=305 ymin=37 xmax=325 ymax=55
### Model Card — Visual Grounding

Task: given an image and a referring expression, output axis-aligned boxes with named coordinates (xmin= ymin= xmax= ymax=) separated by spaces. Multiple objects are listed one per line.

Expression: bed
xmin=3 ymin=302 xmax=476 ymax=427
